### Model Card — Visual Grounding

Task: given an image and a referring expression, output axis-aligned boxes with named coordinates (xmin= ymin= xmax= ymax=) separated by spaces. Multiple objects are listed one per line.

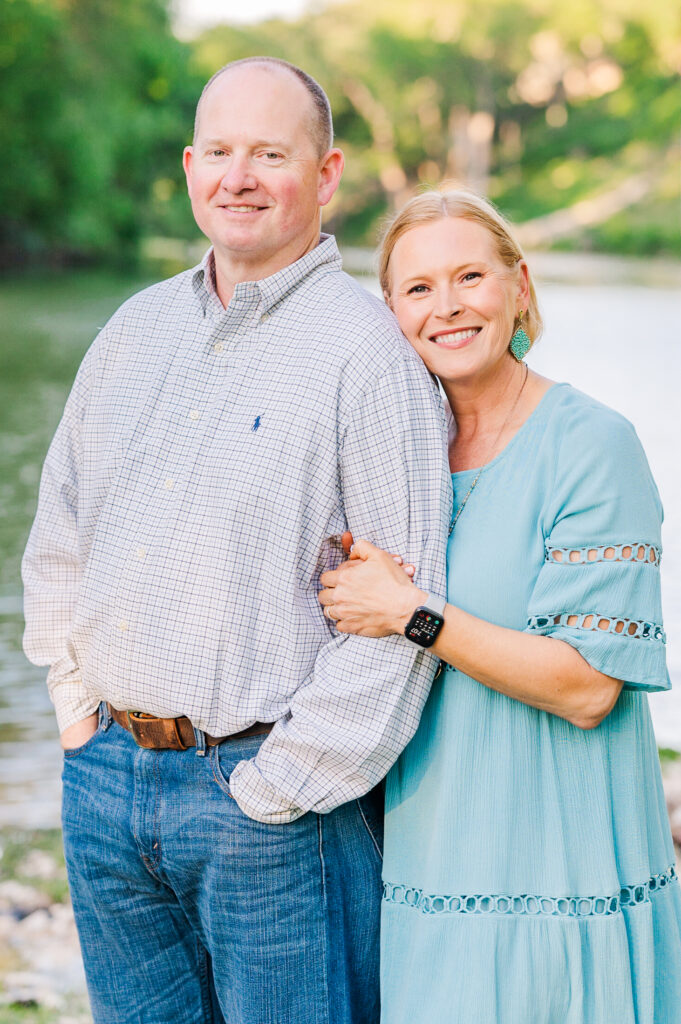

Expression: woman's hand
xmin=319 ymin=537 xmax=426 ymax=637
xmin=340 ymin=531 xmax=416 ymax=577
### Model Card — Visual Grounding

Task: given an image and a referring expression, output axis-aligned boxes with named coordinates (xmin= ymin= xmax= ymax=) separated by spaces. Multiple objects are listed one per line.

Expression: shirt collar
xmin=191 ymin=234 xmax=342 ymax=318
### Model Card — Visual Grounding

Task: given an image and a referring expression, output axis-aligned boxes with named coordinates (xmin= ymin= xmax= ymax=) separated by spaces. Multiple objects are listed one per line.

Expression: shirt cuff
xmin=229 ymin=757 xmax=307 ymax=824
xmin=50 ymin=678 xmax=101 ymax=734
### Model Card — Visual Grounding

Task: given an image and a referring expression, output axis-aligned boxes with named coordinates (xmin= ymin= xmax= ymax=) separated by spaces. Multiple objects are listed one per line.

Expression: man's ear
xmin=318 ymin=149 xmax=344 ymax=207
xmin=182 ymin=147 xmax=194 ymax=197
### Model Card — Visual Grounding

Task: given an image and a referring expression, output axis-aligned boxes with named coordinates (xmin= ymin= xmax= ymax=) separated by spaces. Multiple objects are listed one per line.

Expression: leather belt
xmin=107 ymin=704 xmax=272 ymax=751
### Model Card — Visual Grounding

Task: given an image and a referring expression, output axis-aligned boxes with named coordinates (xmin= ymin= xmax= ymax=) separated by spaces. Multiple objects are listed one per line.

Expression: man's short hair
xmin=193 ymin=57 xmax=334 ymax=158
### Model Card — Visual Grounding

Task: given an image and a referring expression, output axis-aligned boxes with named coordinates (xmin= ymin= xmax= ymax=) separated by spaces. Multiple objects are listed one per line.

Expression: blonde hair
xmin=378 ymin=187 xmax=542 ymax=344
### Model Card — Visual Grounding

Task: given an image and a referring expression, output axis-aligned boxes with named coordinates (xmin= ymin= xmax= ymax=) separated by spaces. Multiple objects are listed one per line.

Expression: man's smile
xmin=219 ymin=204 xmax=268 ymax=214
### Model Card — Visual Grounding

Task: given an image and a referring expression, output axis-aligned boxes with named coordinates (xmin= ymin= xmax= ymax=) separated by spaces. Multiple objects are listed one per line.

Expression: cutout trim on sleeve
xmin=527 ymin=612 xmax=666 ymax=644
xmin=546 ymin=542 xmax=660 ymax=567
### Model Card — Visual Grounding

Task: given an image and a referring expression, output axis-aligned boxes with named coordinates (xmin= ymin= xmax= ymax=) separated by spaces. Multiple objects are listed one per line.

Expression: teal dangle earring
xmin=510 ymin=310 xmax=531 ymax=361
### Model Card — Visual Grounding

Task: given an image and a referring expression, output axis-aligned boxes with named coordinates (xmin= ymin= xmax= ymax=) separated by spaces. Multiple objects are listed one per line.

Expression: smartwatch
xmin=404 ymin=594 xmax=446 ymax=648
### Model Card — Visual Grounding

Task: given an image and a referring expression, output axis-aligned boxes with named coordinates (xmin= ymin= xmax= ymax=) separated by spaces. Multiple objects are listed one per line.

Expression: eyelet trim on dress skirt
xmin=545 ymin=542 xmax=661 ymax=567
xmin=382 ymin=866 xmax=678 ymax=917
xmin=526 ymin=612 xmax=666 ymax=643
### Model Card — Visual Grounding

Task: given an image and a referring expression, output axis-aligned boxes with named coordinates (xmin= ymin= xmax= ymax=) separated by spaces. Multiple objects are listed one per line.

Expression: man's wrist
xmin=51 ymin=680 xmax=100 ymax=736
xmin=230 ymin=758 xmax=306 ymax=824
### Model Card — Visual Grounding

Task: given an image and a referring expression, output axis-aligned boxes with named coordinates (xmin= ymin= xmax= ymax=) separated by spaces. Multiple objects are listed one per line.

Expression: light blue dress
xmin=381 ymin=384 xmax=681 ymax=1024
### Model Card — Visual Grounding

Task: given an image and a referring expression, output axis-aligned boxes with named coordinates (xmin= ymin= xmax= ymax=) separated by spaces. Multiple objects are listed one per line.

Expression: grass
xmin=0 ymin=999 xmax=91 ymax=1024
xmin=0 ymin=1006 xmax=58 ymax=1024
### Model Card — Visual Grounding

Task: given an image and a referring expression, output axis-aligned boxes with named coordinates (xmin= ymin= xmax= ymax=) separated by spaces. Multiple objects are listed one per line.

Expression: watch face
xmin=405 ymin=608 xmax=444 ymax=647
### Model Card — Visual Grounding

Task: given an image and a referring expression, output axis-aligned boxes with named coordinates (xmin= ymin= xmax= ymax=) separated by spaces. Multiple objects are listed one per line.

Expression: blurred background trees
xmin=1 ymin=0 xmax=678 ymax=268
xmin=0 ymin=0 xmax=201 ymax=268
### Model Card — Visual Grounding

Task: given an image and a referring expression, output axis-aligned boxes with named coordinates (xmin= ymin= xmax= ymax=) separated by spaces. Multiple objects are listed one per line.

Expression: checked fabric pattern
xmin=22 ymin=236 xmax=452 ymax=823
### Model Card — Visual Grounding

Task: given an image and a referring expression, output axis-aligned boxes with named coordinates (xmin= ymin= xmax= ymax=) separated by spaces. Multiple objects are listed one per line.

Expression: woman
xmin=319 ymin=188 xmax=681 ymax=1023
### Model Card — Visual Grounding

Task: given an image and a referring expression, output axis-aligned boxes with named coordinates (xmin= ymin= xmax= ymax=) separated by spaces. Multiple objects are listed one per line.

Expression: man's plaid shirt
xmin=22 ymin=235 xmax=451 ymax=822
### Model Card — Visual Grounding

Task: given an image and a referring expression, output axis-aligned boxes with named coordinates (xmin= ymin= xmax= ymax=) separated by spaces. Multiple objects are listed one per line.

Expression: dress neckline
xmin=450 ymin=382 xmax=569 ymax=480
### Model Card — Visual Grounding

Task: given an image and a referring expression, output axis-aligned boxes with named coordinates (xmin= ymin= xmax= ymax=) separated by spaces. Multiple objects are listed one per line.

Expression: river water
xmin=0 ymin=254 xmax=679 ymax=827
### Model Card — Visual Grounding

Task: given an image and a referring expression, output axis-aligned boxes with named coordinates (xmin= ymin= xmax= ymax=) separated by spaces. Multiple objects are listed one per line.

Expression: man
xmin=23 ymin=57 xmax=450 ymax=1023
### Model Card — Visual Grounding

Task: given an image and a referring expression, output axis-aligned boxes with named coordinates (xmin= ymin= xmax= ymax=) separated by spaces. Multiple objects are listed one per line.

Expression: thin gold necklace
xmin=449 ymin=363 xmax=529 ymax=535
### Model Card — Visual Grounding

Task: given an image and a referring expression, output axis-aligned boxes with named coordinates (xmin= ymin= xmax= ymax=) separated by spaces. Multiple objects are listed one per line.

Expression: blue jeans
xmin=61 ymin=704 xmax=383 ymax=1024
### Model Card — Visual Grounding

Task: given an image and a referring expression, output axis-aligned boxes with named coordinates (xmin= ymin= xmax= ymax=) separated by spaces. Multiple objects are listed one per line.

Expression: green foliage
xmin=0 ymin=1007 xmax=60 ymax=1024
xmin=2 ymin=0 xmax=679 ymax=263
xmin=0 ymin=0 xmax=201 ymax=267
xmin=191 ymin=0 xmax=679 ymax=252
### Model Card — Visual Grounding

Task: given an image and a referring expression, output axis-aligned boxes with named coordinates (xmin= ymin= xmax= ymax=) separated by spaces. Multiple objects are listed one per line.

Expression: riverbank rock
xmin=0 ymin=880 xmax=51 ymax=918
xmin=17 ymin=848 xmax=61 ymax=881
xmin=0 ymin=897 xmax=88 ymax=1018
xmin=9 ymin=903 xmax=85 ymax=994
xmin=0 ymin=830 xmax=89 ymax=1021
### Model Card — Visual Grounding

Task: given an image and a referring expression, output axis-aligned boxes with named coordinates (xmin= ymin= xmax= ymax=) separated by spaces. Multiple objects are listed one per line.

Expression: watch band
xmin=422 ymin=593 xmax=446 ymax=617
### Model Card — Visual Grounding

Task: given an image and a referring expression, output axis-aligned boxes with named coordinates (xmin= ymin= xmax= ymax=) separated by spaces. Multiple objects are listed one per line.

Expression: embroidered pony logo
xmin=251 ymin=415 xmax=262 ymax=432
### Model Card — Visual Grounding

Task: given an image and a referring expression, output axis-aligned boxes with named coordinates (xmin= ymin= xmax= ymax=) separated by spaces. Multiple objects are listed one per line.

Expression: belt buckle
xmin=126 ymin=710 xmax=188 ymax=750
xmin=126 ymin=710 xmax=151 ymax=747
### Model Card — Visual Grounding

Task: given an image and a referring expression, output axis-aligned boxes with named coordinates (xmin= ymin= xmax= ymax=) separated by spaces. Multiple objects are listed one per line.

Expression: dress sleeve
xmin=524 ymin=401 xmax=669 ymax=692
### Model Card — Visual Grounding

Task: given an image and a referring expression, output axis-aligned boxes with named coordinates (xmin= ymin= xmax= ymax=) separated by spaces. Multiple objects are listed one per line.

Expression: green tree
xmin=0 ymin=0 xmax=200 ymax=267
xmin=192 ymin=0 xmax=679 ymax=253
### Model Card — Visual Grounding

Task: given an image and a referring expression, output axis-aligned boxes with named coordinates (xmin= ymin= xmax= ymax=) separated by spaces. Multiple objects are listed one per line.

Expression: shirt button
xmin=213 ymin=342 xmax=224 ymax=353
xmin=188 ymin=409 xmax=199 ymax=421
xmin=135 ymin=546 xmax=146 ymax=560
xmin=117 ymin=620 xmax=128 ymax=632
xmin=260 ymin=312 xmax=270 ymax=322
xmin=164 ymin=478 xmax=174 ymax=490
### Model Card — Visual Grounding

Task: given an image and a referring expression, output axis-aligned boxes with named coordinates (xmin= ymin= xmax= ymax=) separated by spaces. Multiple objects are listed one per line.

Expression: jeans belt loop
xmin=99 ymin=701 xmax=113 ymax=730
xmin=193 ymin=725 xmax=207 ymax=757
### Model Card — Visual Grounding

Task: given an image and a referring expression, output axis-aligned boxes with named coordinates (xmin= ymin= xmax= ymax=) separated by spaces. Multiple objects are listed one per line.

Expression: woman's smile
xmin=428 ymin=326 xmax=482 ymax=346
